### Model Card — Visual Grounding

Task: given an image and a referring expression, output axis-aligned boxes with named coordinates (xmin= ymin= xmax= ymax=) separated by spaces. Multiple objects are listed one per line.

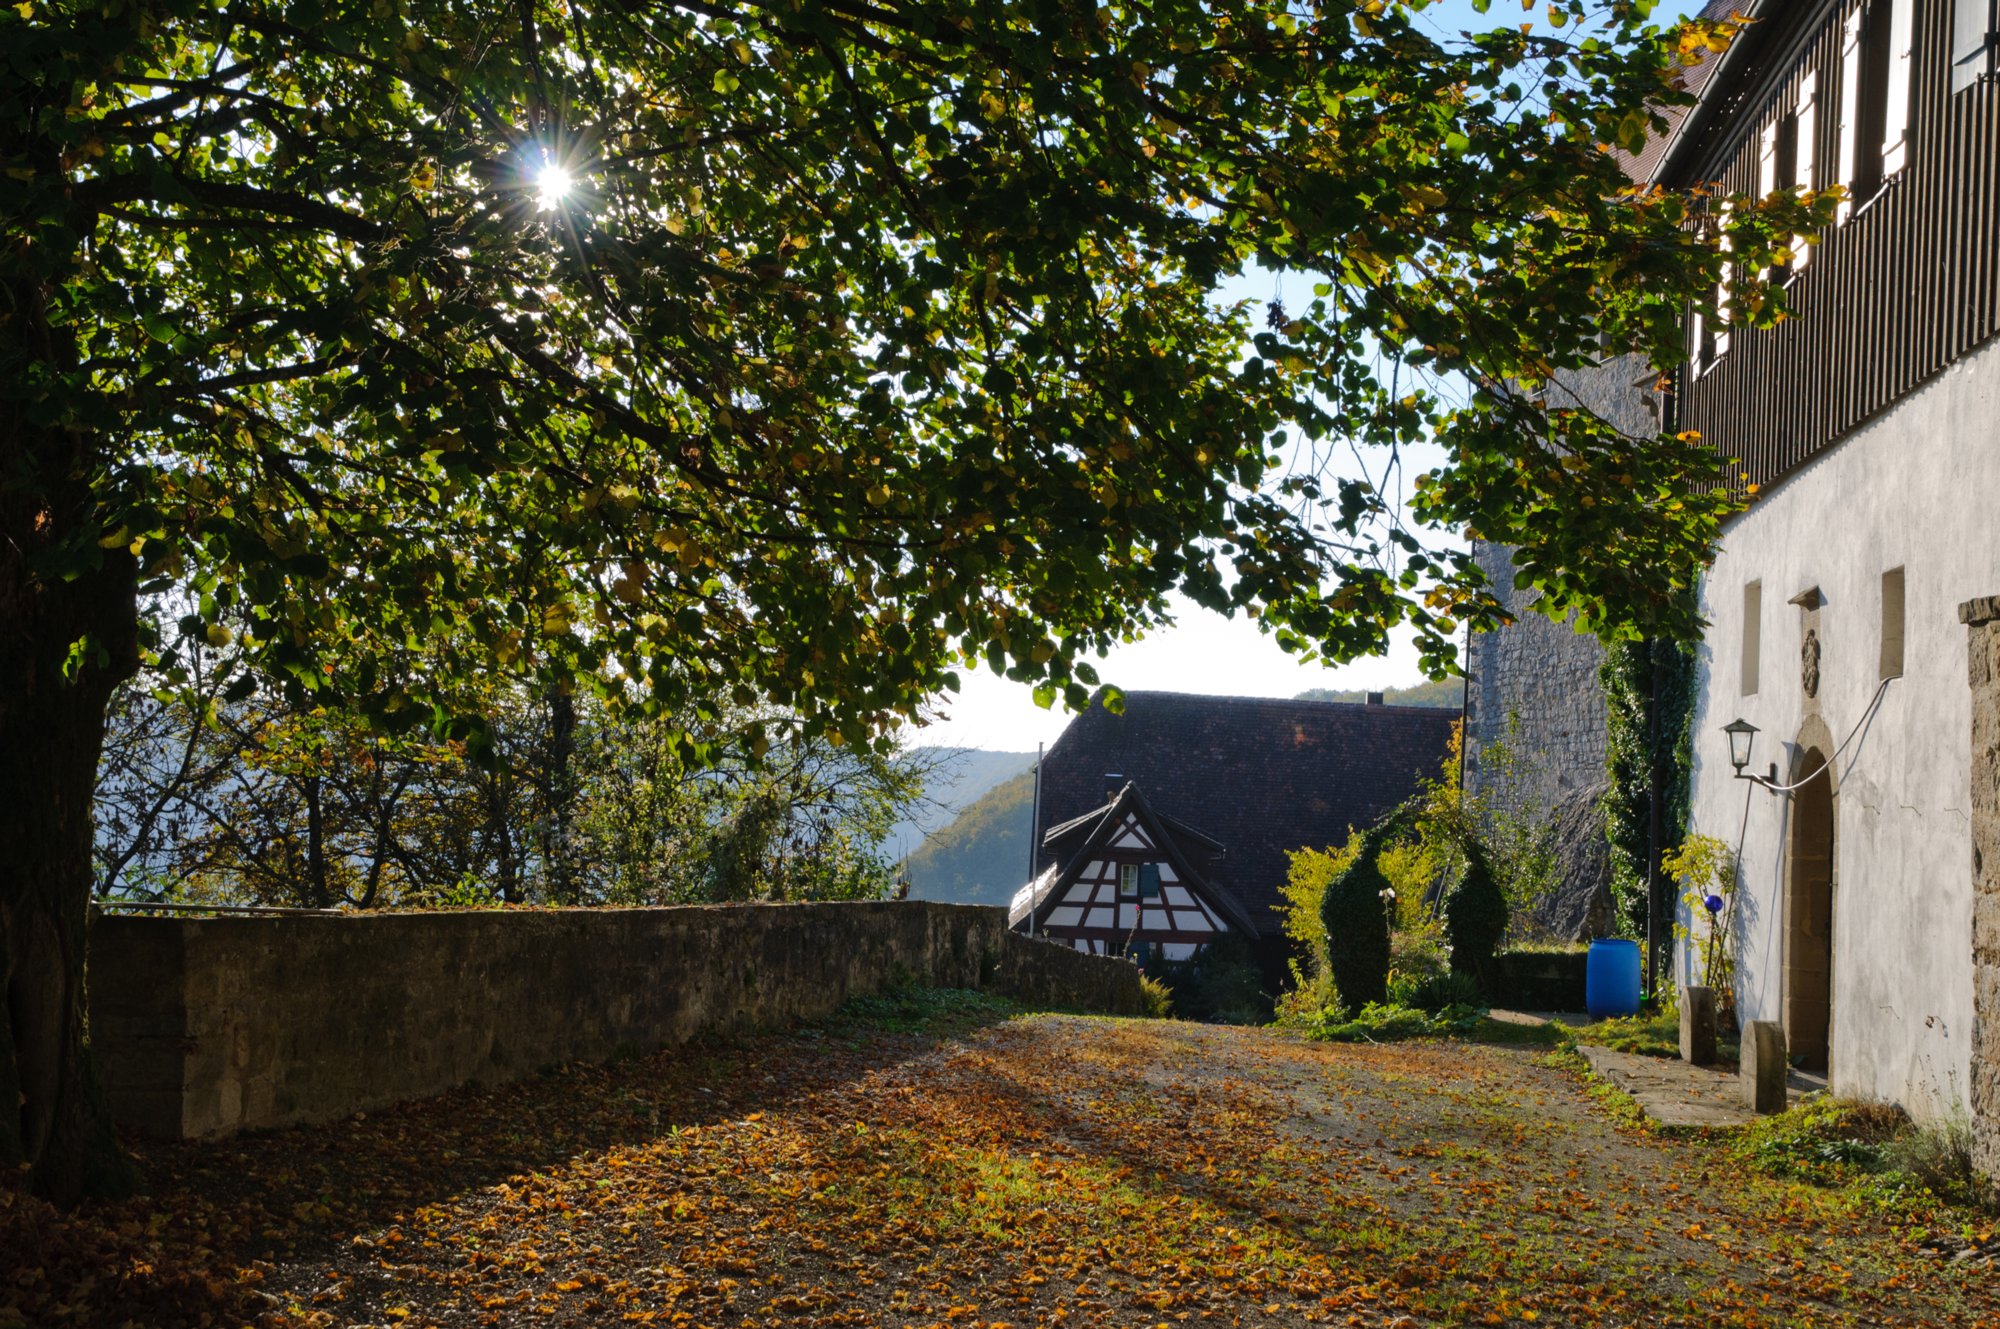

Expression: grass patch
xmin=1735 ymin=1096 xmax=1995 ymax=1218
xmin=1568 ymin=1009 xmax=1679 ymax=1056
xmin=1566 ymin=1009 xmax=1737 ymax=1062
xmin=1462 ymin=1016 xmax=1571 ymax=1048
xmin=1291 ymin=1001 xmax=1487 ymax=1043
xmin=821 ymin=986 xmax=1022 ymax=1037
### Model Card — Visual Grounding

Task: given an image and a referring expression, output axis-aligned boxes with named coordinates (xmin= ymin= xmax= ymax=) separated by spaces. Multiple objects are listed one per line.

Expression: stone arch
xmin=1784 ymin=714 xmax=1839 ymax=1074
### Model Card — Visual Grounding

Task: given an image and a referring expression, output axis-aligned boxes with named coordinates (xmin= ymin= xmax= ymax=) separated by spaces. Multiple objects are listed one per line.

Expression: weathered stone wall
xmin=88 ymin=902 xmax=1146 ymax=1140
xmin=1962 ymin=595 xmax=2000 ymax=1179
xmin=1465 ymin=540 xmax=1612 ymax=940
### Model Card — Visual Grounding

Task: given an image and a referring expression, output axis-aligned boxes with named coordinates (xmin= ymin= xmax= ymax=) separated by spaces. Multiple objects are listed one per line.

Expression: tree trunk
xmin=2 ymin=60 xmax=142 ymax=1202
xmin=541 ymin=691 xmax=577 ymax=904
xmin=304 ymin=773 xmax=328 ymax=908
xmin=0 ymin=431 xmax=140 ymax=1203
xmin=486 ymin=762 xmax=519 ymax=903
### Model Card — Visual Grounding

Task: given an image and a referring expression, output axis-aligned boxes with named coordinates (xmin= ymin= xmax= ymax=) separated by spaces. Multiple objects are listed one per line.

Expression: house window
xmin=1760 ymin=111 xmax=1806 ymax=277
xmin=1954 ymin=0 xmax=1997 ymax=91
xmin=1880 ymin=566 xmax=1906 ymax=679
xmin=1840 ymin=0 xmax=1913 ymax=219
xmin=1693 ymin=204 xmax=1733 ymax=373
xmin=1793 ymin=73 xmax=1818 ymax=269
xmin=1138 ymin=863 xmax=1162 ymax=898
xmin=1713 ymin=202 xmax=1733 ymax=362
xmin=1743 ymin=580 xmax=1763 ymax=696
xmin=1119 ymin=863 xmax=1139 ymax=897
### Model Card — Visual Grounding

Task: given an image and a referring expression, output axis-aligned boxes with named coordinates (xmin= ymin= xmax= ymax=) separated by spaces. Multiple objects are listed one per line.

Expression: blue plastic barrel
xmin=1585 ymin=939 xmax=1643 ymax=1018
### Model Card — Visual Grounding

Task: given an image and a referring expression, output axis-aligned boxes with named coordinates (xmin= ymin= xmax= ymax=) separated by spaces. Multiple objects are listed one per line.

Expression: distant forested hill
xmin=903 ymin=768 xmax=1036 ymax=906
xmin=1294 ymin=678 xmax=1464 ymax=709
xmin=886 ymin=748 xmax=1035 ymax=864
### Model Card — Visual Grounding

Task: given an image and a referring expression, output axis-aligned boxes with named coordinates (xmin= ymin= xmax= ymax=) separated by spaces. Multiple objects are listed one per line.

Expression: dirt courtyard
xmin=8 ymin=996 xmax=1995 ymax=1328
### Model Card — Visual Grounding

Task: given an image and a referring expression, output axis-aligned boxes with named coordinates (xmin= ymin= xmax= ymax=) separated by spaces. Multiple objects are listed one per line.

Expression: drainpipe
xmin=1646 ymin=645 xmax=1665 ymax=1002
xmin=1027 ymin=742 xmax=1043 ymax=938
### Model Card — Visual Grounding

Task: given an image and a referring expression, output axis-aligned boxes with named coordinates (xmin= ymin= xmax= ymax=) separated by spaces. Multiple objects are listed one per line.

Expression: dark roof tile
xmin=1032 ymin=692 xmax=1457 ymax=937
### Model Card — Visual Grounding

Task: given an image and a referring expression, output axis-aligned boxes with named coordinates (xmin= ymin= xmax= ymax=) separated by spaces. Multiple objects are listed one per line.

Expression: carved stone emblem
xmin=1802 ymin=628 xmax=1822 ymax=698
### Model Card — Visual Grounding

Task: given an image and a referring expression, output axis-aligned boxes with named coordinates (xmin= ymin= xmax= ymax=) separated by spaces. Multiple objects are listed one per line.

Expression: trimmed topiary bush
xmin=1319 ymin=821 xmax=1396 ymax=1009
xmin=1444 ymin=839 xmax=1509 ymax=980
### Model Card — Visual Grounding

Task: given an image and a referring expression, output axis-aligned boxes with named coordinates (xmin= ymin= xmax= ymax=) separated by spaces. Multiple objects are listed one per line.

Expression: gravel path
xmin=80 ymin=1004 xmax=2000 ymax=1329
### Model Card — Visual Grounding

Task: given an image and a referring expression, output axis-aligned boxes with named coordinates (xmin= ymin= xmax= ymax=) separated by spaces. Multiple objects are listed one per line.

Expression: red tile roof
xmin=1617 ymin=0 xmax=1759 ymax=184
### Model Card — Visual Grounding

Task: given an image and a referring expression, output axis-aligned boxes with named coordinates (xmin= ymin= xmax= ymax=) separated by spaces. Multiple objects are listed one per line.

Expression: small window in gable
xmin=1743 ymin=580 xmax=1763 ymax=696
xmin=1119 ymin=862 xmax=1139 ymax=897
xmin=1880 ymin=566 xmax=1906 ymax=679
xmin=1954 ymin=0 xmax=1996 ymax=92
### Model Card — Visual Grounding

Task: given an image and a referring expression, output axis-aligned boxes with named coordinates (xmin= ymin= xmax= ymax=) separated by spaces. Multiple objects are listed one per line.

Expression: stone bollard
xmin=1680 ymin=986 xmax=1717 ymax=1066
xmin=1742 ymin=1020 xmax=1788 ymax=1114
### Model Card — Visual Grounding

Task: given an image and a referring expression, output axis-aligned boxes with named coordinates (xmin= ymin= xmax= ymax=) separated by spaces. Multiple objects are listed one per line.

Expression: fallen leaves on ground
xmin=7 ymin=989 xmax=1995 ymax=1328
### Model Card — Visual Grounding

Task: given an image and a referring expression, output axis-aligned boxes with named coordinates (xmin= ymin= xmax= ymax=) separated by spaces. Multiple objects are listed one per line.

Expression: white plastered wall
xmin=1686 ymin=334 xmax=2000 ymax=1122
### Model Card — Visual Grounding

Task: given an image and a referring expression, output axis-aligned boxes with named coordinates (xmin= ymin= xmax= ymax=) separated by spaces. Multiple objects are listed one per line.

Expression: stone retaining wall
xmin=88 ymin=902 xmax=1146 ymax=1140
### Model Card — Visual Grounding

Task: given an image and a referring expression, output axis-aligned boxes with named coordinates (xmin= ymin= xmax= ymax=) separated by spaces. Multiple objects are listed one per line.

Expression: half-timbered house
xmin=1010 ymin=692 xmax=1457 ymax=980
xmin=1008 ymin=780 xmax=1257 ymax=961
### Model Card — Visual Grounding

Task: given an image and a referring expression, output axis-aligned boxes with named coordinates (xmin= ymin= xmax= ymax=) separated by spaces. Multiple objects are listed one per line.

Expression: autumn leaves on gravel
xmin=6 ymin=991 xmax=1995 ymax=1327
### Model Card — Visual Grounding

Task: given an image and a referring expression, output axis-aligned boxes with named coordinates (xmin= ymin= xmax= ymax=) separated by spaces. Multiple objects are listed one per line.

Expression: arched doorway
xmin=1784 ymin=746 xmax=1836 ymax=1074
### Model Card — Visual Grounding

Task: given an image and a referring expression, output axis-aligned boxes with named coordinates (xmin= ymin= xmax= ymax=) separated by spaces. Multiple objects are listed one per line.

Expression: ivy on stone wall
xmin=1599 ymin=638 xmax=1697 ymax=941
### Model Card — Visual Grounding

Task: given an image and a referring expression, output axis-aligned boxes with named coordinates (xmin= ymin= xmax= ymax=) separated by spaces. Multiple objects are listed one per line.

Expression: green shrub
xmin=1273 ymin=962 xmax=1344 ymax=1030
xmin=1299 ymin=1000 xmax=1486 ymax=1043
xmin=1737 ymin=1098 xmax=1906 ymax=1187
xmin=1319 ymin=822 xmax=1396 ymax=1009
xmin=1138 ymin=973 xmax=1175 ymax=1020
xmin=1388 ymin=969 xmax=1485 ymax=1014
xmin=1443 ymin=840 xmax=1509 ymax=979
xmin=1884 ymin=1112 xmax=1983 ymax=1208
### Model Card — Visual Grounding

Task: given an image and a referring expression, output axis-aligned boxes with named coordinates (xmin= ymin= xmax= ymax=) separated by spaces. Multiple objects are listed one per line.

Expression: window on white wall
xmin=1743 ymin=580 xmax=1763 ymax=696
xmin=1880 ymin=567 xmax=1906 ymax=679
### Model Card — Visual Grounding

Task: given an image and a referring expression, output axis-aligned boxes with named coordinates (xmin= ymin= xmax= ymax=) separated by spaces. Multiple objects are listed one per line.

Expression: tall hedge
xmin=1318 ymin=821 xmax=1396 ymax=1009
xmin=1443 ymin=839 xmax=1508 ymax=978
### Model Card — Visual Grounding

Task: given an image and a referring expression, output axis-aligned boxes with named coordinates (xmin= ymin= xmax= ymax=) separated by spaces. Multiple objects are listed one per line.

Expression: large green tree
xmin=3 ymin=0 xmax=1823 ymax=1199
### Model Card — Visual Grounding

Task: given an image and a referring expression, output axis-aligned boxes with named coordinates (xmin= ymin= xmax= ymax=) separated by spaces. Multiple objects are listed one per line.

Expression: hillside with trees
xmin=1295 ymin=679 xmax=1464 ymax=709
xmin=904 ymin=770 xmax=1036 ymax=907
xmin=887 ymin=749 xmax=1036 ymax=860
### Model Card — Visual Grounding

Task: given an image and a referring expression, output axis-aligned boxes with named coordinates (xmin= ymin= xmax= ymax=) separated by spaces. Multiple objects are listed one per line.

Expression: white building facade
xmin=1686 ymin=337 xmax=2000 ymax=1117
xmin=1660 ymin=0 xmax=2000 ymax=1141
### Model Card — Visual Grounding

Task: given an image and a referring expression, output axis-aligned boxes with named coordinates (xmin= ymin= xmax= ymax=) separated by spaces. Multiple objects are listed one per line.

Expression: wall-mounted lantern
xmin=1723 ymin=717 xmax=1779 ymax=789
